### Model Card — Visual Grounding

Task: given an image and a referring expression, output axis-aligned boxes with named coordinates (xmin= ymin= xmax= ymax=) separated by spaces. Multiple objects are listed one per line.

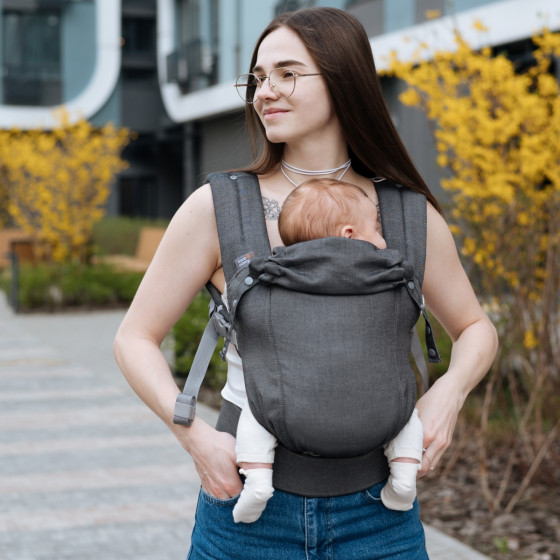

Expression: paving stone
xmin=0 ymin=293 xmax=491 ymax=560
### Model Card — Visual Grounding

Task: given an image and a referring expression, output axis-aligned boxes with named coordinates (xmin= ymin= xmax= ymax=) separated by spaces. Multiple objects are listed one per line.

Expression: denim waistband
xmin=215 ymin=399 xmax=389 ymax=497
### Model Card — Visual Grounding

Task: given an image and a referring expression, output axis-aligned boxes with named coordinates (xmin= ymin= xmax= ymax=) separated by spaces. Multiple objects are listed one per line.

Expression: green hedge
xmin=0 ymin=263 xmax=143 ymax=310
xmin=92 ymin=216 xmax=169 ymax=256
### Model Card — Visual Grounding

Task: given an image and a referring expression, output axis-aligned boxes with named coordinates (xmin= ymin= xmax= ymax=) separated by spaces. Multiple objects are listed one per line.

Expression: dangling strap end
xmin=422 ymin=311 xmax=441 ymax=364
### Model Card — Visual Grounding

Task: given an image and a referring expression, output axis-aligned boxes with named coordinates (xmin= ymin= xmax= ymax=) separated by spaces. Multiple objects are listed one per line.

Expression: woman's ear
xmin=340 ymin=225 xmax=354 ymax=238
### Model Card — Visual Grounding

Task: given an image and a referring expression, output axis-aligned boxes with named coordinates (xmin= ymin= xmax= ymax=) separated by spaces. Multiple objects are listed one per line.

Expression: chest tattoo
xmin=262 ymin=196 xmax=281 ymax=221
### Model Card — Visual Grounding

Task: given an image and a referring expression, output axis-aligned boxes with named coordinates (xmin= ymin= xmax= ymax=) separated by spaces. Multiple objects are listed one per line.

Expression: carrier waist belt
xmin=216 ymin=399 xmax=390 ymax=497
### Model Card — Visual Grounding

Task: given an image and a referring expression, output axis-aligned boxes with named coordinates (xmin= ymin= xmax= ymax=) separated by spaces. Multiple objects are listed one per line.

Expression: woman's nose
xmin=254 ymin=78 xmax=280 ymax=102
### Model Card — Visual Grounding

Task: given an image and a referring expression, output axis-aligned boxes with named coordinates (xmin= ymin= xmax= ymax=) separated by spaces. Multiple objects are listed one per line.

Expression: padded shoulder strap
xmin=375 ymin=179 xmax=426 ymax=288
xmin=173 ymin=172 xmax=270 ymax=426
xmin=376 ymin=178 xmax=441 ymax=368
xmin=206 ymin=172 xmax=271 ymax=285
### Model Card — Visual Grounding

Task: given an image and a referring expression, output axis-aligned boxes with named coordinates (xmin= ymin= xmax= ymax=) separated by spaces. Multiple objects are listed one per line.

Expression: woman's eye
xmin=283 ymin=70 xmax=296 ymax=78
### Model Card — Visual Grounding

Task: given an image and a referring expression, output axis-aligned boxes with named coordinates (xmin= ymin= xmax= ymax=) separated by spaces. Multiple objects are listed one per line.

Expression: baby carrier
xmin=173 ymin=172 xmax=440 ymax=496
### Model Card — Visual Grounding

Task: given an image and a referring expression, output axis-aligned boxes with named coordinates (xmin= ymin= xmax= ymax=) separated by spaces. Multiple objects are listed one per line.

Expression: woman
xmin=114 ymin=7 xmax=498 ymax=559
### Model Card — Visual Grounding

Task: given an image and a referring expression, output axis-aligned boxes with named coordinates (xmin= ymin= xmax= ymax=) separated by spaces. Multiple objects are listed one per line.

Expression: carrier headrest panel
xmin=248 ymin=237 xmax=414 ymax=295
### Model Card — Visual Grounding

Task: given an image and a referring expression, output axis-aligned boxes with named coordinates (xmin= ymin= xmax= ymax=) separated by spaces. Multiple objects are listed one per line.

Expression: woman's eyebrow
xmin=252 ymin=59 xmax=307 ymax=73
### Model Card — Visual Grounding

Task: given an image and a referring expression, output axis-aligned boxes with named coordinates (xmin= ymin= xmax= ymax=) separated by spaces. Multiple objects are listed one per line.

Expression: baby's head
xmin=278 ymin=178 xmax=386 ymax=249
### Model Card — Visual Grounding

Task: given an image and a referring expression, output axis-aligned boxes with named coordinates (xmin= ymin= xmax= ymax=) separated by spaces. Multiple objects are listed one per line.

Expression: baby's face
xmin=352 ymin=199 xmax=387 ymax=249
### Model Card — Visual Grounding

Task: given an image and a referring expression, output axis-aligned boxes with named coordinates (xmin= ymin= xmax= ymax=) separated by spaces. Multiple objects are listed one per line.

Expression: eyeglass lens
xmin=235 ymin=68 xmax=296 ymax=103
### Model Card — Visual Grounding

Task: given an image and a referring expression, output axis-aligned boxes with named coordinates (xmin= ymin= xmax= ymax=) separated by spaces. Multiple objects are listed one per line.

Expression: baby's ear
xmin=340 ymin=225 xmax=354 ymax=238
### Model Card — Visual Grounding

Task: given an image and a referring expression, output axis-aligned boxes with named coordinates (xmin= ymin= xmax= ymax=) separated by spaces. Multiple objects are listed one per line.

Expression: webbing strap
xmin=173 ymin=307 xmax=221 ymax=426
xmin=411 ymin=329 xmax=429 ymax=393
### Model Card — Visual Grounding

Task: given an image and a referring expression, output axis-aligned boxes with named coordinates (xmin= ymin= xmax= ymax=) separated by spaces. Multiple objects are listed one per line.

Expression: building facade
xmin=0 ymin=0 xmax=183 ymax=218
xmin=160 ymin=0 xmax=560 ymax=202
xmin=1 ymin=0 xmax=559 ymax=217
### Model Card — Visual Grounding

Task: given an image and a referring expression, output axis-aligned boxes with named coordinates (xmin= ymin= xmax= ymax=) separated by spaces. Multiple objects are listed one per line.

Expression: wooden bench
xmin=0 ymin=229 xmax=33 ymax=268
xmin=94 ymin=226 xmax=166 ymax=273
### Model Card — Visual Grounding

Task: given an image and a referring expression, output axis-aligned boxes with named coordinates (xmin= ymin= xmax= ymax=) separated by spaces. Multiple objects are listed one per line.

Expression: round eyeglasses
xmin=234 ymin=67 xmax=322 ymax=104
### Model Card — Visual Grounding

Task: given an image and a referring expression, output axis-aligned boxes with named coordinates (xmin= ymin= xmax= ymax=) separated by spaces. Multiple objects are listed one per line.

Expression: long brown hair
xmin=240 ymin=7 xmax=441 ymax=212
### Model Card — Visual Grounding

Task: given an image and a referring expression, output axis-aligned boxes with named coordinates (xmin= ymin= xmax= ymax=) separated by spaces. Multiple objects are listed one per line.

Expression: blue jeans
xmin=187 ymin=480 xmax=429 ymax=560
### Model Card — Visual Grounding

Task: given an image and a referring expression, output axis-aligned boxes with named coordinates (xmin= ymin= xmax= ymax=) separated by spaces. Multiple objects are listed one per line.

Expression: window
xmin=122 ymin=18 xmax=156 ymax=55
xmin=2 ymin=11 xmax=62 ymax=105
xmin=169 ymin=0 xmax=219 ymax=92
xmin=119 ymin=176 xmax=158 ymax=218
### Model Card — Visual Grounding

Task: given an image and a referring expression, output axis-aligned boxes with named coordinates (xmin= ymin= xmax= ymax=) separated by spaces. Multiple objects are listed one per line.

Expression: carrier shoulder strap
xmin=375 ymin=179 xmax=426 ymax=287
xmin=209 ymin=172 xmax=270 ymax=279
xmin=376 ymin=178 xmax=441 ymax=392
xmin=173 ymin=172 xmax=268 ymax=426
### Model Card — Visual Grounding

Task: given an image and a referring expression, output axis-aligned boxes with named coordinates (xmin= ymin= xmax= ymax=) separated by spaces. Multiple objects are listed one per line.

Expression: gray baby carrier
xmin=174 ymin=172 xmax=440 ymax=496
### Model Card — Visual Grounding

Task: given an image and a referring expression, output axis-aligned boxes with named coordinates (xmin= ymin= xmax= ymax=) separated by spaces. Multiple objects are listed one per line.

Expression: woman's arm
xmin=113 ymin=184 xmax=242 ymax=499
xmin=418 ymin=203 xmax=498 ymax=476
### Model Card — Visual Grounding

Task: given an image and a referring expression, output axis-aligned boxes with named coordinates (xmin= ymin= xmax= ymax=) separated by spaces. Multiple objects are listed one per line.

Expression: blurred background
xmin=0 ymin=2 xmax=559 ymax=559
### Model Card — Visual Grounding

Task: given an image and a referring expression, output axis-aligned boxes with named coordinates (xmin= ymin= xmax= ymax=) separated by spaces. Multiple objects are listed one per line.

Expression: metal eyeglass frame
xmin=234 ymin=67 xmax=322 ymax=104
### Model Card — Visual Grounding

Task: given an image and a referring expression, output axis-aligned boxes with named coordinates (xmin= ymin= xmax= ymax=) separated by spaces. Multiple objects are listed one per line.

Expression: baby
xmin=233 ymin=178 xmax=424 ymax=523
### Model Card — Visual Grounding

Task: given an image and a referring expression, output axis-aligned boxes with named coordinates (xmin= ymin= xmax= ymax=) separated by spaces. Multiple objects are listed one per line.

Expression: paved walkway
xmin=0 ymin=292 xmax=492 ymax=560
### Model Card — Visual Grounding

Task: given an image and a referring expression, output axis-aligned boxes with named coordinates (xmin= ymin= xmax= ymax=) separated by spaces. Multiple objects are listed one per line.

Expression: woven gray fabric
xmin=207 ymin=172 xmax=432 ymax=497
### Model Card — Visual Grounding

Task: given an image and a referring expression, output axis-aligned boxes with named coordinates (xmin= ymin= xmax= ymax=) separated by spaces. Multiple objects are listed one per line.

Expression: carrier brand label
xmin=235 ymin=252 xmax=255 ymax=269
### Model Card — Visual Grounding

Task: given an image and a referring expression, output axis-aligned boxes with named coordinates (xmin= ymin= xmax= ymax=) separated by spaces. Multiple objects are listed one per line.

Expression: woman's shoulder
xmin=175 ymin=182 xmax=215 ymax=219
xmin=163 ymin=183 xmax=218 ymax=246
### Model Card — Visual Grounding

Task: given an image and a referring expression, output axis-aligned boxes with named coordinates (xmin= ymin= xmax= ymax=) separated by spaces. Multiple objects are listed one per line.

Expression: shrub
xmin=0 ymin=110 xmax=131 ymax=264
xmin=384 ymin=21 xmax=560 ymax=512
xmin=1 ymin=262 xmax=143 ymax=311
xmin=92 ymin=216 xmax=169 ymax=257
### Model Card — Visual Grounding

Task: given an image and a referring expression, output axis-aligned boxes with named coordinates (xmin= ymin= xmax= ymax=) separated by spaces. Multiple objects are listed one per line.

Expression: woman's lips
xmin=263 ymin=108 xmax=288 ymax=120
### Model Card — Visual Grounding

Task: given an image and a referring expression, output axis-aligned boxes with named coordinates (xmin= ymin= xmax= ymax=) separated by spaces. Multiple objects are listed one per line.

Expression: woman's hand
xmin=415 ymin=373 xmax=464 ymax=476
xmin=177 ymin=417 xmax=242 ymax=499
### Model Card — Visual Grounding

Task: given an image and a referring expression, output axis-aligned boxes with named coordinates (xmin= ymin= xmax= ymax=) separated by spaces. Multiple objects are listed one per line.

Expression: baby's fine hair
xmin=278 ymin=178 xmax=370 ymax=246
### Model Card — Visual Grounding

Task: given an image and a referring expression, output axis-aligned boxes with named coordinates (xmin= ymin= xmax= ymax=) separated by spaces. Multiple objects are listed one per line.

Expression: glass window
xmin=171 ymin=0 xmax=219 ymax=92
xmin=119 ymin=176 xmax=158 ymax=218
xmin=122 ymin=18 xmax=156 ymax=54
xmin=2 ymin=11 xmax=62 ymax=105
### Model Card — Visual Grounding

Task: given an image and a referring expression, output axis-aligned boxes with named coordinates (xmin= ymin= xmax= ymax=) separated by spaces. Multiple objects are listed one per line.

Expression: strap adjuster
xmin=173 ymin=393 xmax=197 ymax=426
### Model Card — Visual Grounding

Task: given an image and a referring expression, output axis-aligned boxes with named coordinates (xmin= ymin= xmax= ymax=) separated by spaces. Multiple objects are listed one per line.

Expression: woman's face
xmin=252 ymin=26 xmax=340 ymax=147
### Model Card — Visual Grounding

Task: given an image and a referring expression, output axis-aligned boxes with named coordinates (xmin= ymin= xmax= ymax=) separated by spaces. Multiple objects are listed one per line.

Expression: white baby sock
xmin=232 ymin=468 xmax=274 ymax=523
xmin=380 ymin=462 xmax=421 ymax=511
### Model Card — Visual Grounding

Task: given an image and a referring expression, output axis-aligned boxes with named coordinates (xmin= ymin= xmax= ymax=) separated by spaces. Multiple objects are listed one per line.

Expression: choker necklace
xmin=281 ymin=158 xmax=352 ymax=188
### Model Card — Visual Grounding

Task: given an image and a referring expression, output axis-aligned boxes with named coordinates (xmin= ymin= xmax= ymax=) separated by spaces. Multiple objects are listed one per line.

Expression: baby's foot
xmin=380 ymin=462 xmax=421 ymax=511
xmin=233 ymin=468 xmax=274 ymax=523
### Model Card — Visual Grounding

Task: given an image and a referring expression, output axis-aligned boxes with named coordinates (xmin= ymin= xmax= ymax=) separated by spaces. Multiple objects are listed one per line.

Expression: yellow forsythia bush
xmin=383 ymin=22 xmax=560 ymax=509
xmin=0 ymin=110 xmax=131 ymax=263
xmin=383 ymin=23 xmax=560 ymax=355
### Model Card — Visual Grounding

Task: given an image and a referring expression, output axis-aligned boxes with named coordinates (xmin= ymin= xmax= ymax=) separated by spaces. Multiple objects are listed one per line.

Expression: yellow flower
xmin=0 ymin=108 xmax=131 ymax=264
xmin=472 ymin=19 xmax=489 ymax=32
xmin=399 ymin=88 xmax=421 ymax=107
xmin=425 ymin=9 xmax=441 ymax=20
xmin=523 ymin=330 xmax=538 ymax=350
